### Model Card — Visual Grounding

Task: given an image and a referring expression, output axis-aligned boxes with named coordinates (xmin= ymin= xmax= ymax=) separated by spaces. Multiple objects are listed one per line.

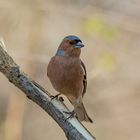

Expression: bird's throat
xmin=56 ymin=49 xmax=65 ymax=56
xmin=56 ymin=48 xmax=81 ymax=57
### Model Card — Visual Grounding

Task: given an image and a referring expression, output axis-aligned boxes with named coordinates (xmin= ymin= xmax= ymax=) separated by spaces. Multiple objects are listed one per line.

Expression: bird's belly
xmin=48 ymin=59 xmax=83 ymax=97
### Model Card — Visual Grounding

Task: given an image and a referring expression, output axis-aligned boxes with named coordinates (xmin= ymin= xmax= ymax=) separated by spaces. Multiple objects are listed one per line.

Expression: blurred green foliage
xmin=84 ymin=16 xmax=118 ymax=42
xmin=98 ymin=52 xmax=117 ymax=71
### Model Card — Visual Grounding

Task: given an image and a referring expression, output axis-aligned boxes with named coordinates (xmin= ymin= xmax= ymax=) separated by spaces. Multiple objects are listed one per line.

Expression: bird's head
xmin=57 ymin=35 xmax=84 ymax=57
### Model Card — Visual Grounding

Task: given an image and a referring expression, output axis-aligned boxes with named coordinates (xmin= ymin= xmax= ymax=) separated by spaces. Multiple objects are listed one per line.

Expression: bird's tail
xmin=74 ymin=102 xmax=93 ymax=123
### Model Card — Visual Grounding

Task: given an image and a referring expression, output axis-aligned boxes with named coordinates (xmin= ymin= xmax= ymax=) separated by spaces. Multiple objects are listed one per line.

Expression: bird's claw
xmin=50 ymin=93 xmax=64 ymax=102
xmin=59 ymin=96 xmax=64 ymax=102
xmin=63 ymin=110 xmax=76 ymax=121
xmin=50 ymin=93 xmax=61 ymax=100
xmin=26 ymin=95 xmax=31 ymax=100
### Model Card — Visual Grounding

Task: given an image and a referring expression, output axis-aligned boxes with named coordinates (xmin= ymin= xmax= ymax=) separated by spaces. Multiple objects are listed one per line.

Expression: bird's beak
xmin=74 ymin=42 xmax=84 ymax=48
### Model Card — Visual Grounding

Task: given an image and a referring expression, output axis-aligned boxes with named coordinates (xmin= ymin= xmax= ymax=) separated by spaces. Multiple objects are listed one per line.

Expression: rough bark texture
xmin=0 ymin=42 xmax=96 ymax=140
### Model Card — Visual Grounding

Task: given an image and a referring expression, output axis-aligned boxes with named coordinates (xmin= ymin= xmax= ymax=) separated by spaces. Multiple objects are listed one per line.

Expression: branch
xmin=0 ymin=40 xmax=96 ymax=140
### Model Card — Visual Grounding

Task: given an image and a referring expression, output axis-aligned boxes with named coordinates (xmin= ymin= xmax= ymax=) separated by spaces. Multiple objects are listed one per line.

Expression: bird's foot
xmin=26 ymin=95 xmax=31 ymax=100
xmin=63 ymin=110 xmax=76 ymax=121
xmin=50 ymin=93 xmax=64 ymax=102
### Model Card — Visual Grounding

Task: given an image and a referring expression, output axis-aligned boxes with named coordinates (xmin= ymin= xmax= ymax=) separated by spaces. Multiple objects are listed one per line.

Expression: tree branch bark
xmin=0 ymin=40 xmax=96 ymax=140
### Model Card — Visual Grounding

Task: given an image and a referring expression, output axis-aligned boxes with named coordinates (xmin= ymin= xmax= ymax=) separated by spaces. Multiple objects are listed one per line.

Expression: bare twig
xmin=0 ymin=40 xmax=96 ymax=140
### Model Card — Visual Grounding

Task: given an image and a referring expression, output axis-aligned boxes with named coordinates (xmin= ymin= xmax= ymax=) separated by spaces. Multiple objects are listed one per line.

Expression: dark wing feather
xmin=80 ymin=60 xmax=87 ymax=97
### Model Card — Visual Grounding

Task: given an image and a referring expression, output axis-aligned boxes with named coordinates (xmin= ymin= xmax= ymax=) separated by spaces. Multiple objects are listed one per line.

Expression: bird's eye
xmin=69 ymin=41 xmax=75 ymax=45
xmin=74 ymin=39 xmax=82 ymax=43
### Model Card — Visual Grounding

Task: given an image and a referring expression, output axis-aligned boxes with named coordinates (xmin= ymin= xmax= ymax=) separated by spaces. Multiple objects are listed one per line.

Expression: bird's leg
xmin=63 ymin=110 xmax=76 ymax=121
xmin=50 ymin=93 xmax=64 ymax=102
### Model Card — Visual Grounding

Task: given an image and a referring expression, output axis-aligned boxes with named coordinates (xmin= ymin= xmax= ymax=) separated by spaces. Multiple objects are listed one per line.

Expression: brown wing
xmin=80 ymin=60 xmax=87 ymax=97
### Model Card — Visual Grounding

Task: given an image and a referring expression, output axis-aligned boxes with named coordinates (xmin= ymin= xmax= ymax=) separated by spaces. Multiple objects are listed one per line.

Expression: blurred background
xmin=0 ymin=0 xmax=140 ymax=140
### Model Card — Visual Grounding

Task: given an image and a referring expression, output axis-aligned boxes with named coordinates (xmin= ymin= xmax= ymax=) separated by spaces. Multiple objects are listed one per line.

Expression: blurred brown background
xmin=0 ymin=0 xmax=140 ymax=140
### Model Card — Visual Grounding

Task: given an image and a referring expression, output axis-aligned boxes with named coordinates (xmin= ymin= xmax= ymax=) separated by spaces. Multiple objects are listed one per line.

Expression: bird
xmin=47 ymin=35 xmax=93 ymax=123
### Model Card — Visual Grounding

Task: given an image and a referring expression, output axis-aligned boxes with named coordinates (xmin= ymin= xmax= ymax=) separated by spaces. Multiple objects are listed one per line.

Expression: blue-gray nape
xmin=56 ymin=49 xmax=65 ymax=56
xmin=63 ymin=35 xmax=82 ymax=42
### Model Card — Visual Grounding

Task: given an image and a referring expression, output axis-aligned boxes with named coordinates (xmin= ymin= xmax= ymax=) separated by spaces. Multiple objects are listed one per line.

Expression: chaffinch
xmin=47 ymin=35 xmax=93 ymax=123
